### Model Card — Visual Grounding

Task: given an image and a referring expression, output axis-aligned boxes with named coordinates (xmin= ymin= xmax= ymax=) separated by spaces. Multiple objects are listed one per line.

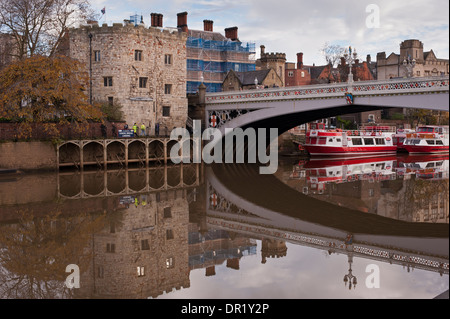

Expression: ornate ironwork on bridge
xmin=204 ymin=76 xmax=449 ymax=129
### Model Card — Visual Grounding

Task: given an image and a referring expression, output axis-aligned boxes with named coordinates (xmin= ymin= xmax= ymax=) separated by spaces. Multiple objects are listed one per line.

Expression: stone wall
xmin=68 ymin=23 xmax=188 ymax=132
xmin=0 ymin=141 xmax=57 ymax=171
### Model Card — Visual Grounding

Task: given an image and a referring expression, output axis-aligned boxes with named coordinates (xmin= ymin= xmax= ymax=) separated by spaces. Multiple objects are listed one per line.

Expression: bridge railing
xmin=205 ymin=76 xmax=449 ymax=105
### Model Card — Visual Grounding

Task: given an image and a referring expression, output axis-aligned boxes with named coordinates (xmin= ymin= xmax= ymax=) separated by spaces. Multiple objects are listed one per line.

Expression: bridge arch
xmin=205 ymin=77 xmax=449 ymax=138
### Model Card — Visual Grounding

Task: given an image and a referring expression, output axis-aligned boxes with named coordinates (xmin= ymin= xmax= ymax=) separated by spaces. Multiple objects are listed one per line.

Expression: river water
xmin=0 ymin=153 xmax=448 ymax=299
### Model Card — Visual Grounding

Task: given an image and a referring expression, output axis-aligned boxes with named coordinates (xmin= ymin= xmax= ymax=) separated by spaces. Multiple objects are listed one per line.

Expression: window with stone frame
xmin=165 ymin=54 xmax=172 ymax=65
xmin=104 ymin=77 xmax=113 ymax=87
xmin=164 ymin=84 xmax=172 ymax=94
xmin=141 ymin=239 xmax=150 ymax=250
xmin=106 ymin=243 xmax=115 ymax=253
xmin=135 ymin=50 xmax=142 ymax=61
xmin=139 ymin=77 xmax=148 ymax=88
xmin=94 ymin=50 xmax=101 ymax=62
xmin=162 ymin=106 xmax=170 ymax=117
xmin=166 ymin=229 xmax=174 ymax=240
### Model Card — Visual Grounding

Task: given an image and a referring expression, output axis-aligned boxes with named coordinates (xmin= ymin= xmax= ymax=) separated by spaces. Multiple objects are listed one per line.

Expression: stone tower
xmin=259 ymin=45 xmax=286 ymax=87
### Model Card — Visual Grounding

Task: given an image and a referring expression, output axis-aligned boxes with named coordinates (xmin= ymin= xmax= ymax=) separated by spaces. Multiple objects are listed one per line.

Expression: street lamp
xmin=403 ymin=54 xmax=416 ymax=78
xmin=344 ymin=46 xmax=358 ymax=83
xmin=343 ymin=253 xmax=358 ymax=290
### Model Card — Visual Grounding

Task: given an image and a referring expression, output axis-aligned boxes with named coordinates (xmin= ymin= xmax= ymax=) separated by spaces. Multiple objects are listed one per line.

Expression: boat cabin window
xmin=352 ymin=138 xmax=363 ymax=145
xmin=417 ymin=127 xmax=434 ymax=133
xmin=328 ymin=138 xmax=333 ymax=143
xmin=375 ymin=138 xmax=385 ymax=145
xmin=318 ymin=137 xmax=327 ymax=145
xmin=363 ymin=138 xmax=374 ymax=145
xmin=426 ymin=140 xmax=435 ymax=145
xmin=336 ymin=138 xmax=341 ymax=142
xmin=436 ymin=140 xmax=444 ymax=145
xmin=310 ymin=137 xmax=317 ymax=144
xmin=310 ymin=123 xmax=325 ymax=130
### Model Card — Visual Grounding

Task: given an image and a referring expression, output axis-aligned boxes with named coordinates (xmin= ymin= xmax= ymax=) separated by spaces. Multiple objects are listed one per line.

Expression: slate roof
xmin=232 ymin=69 xmax=272 ymax=85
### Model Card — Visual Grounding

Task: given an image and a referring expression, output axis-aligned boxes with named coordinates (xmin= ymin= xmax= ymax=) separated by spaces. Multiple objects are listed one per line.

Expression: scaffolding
xmin=186 ymin=35 xmax=256 ymax=93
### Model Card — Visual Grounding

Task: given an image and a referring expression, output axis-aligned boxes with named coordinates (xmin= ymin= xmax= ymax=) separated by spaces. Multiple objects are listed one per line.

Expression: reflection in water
xmin=0 ymin=156 xmax=448 ymax=299
xmin=282 ymin=154 xmax=449 ymax=223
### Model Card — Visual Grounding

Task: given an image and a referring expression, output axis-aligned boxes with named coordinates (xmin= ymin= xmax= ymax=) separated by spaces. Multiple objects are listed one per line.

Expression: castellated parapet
xmin=68 ymin=23 xmax=188 ymax=131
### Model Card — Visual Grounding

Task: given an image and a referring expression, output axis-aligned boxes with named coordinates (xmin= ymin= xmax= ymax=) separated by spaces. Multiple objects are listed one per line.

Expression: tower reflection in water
xmin=0 ymin=154 xmax=448 ymax=299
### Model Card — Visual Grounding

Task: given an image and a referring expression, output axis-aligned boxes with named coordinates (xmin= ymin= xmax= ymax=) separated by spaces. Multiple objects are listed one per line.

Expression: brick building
xmin=66 ymin=17 xmax=188 ymax=132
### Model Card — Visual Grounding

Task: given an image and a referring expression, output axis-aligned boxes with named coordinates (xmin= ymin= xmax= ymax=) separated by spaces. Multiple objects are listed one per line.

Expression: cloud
xmin=89 ymin=0 xmax=448 ymax=65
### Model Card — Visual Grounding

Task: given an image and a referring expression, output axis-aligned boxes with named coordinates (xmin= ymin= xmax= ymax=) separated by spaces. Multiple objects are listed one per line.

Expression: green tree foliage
xmin=98 ymin=100 xmax=125 ymax=122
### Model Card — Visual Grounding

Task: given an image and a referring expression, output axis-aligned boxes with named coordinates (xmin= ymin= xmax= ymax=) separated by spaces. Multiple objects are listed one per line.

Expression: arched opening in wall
xmin=83 ymin=142 xmax=104 ymax=168
xmin=148 ymin=140 xmax=164 ymax=165
xmin=166 ymin=140 xmax=180 ymax=164
xmin=129 ymin=170 xmax=147 ymax=192
xmin=59 ymin=173 xmax=81 ymax=198
xmin=59 ymin=143 xmax=80 ymax=169
xmin=107 ymin=141 xmax=126 ymax=169
xmin=183 ymin=165 xmax=197 ymax=186
xmin=107 ymin=170 xmax=126 ymax=194
xmin=167 ymin=166 xmax=181 ymax=188
xmin=83 ymin=172 xmax=105 ymax=196
xmin=148 ymin=167 xmax=165 ymax=190
xmin=128 ymin=140 xmax=146 ymax=168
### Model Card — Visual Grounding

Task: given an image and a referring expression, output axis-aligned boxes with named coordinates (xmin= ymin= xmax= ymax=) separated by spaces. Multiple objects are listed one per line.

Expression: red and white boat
xmin=303 ymin=123 xmax=397 ymax=157
xmin=402 ymin=126 xmax=449 ymax=154
xmin=393 ymin=128 xmax=415 ymax=152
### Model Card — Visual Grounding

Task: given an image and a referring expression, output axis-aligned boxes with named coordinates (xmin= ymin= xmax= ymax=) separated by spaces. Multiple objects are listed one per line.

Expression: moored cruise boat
xmin=402 ymin=125 xmax=449 ymax=154
xmin=393 ymin=128 xmax=415 ymax=152
xmin=303 ymin=123 xmax=397 ymax=157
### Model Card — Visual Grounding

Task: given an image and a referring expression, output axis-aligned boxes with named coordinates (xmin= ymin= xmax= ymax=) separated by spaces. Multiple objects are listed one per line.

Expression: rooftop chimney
xmin=366 ymin=54 xmax=371 ymax=63
xmin=297 ymin=52 xmax=303 ymax=69
xmin=260 ymin=45 xmax=265 ymax=55
xmin=177 ymin=12 xmax=188 ymax=33
xmin=225 ymin=27 xmax=238 ymax=41
xmin=150 ymin=13 xmax=163 ymax=27
xmin=203 ymin=20 xmax=213 ymax=32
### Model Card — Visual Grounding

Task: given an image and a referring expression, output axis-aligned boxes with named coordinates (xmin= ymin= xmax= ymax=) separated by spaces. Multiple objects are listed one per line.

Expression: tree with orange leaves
xmin=0 ymin=54 xmax=102 ymax=138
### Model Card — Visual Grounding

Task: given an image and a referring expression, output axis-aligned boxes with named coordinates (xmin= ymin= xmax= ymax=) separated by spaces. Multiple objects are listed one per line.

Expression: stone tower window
xmin=94 ymin=50 xmax=100 ymax=62
xmin=164 ymin=84 xmax=172 ymax=94
xmin=135 ymin=50 xmax=142 ymax=61
xmin=162 ymin=106 xmax=170 ymax=117
xmin=139 ymin=77 xmax=148 ymax=88
xmin=165 ymin=54 xmax=172 ymax=65
xmin=141 ymin=239 xmax=150 ymax=250
xmin=104 ymin=77 xmax=113 ymax=87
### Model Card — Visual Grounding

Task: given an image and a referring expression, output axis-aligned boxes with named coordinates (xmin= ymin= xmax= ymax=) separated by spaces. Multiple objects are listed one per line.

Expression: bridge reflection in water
xmin=0 ymin=156 xmax=447 ymax=299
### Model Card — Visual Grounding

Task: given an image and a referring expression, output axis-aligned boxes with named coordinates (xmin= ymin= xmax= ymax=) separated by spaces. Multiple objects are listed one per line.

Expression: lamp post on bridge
xmin=344 ymin=46 xmax=358 ymax=83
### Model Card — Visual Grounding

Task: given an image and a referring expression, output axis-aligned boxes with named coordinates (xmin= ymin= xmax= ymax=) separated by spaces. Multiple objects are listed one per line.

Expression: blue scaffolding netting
xmin=186 ymin=36 xmax=256 ymax=93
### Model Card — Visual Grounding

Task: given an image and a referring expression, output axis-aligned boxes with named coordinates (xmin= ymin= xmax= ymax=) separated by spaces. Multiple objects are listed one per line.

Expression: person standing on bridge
xmin=133 ymin=123 xmax=138 ymax=137
xmin=140 ymin=123 xmax=146 ymax=137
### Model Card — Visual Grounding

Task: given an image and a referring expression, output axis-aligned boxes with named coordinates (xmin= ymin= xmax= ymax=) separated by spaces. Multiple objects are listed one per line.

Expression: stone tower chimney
xmin=177 ymin=12 xmax=188 ymax=33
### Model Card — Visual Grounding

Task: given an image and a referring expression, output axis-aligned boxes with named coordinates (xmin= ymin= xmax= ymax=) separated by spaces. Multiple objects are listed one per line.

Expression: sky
xmin=89 ymin=0 xmax=449 ymax=66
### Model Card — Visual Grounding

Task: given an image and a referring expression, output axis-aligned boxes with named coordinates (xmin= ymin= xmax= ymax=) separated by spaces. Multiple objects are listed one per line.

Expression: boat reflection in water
xmin=0 ymin=157 xmax=448 ymax=299
xmin=288 ymin=154 xmax=449 ymax=223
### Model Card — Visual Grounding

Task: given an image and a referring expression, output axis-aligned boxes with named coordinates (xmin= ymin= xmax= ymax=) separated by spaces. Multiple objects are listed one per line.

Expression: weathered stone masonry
xmin=69 ymin=23 xmax=188 ymax=132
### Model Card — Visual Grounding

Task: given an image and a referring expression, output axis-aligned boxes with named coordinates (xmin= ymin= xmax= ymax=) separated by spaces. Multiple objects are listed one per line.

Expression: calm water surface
xmin=0 ymin=154 xmax=448 ymax=299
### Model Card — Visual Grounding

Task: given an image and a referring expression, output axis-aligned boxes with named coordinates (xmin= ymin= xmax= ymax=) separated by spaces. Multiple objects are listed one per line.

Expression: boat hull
xmin=303 ymin=145 xmax=397 ymax=156
xmin=403 ymin=145 xmax=449 ymax=154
